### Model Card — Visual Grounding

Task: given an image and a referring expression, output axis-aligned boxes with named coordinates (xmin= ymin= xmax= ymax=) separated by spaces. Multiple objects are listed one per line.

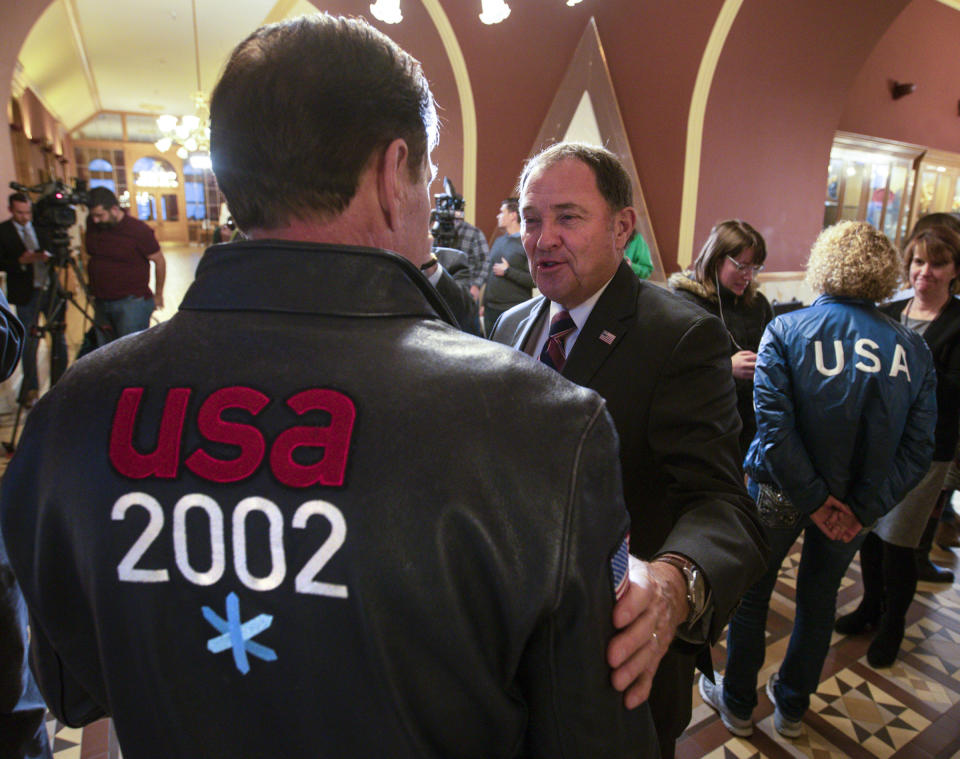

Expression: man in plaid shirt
xmin=451 ymin=218 xmax=489 ymax=300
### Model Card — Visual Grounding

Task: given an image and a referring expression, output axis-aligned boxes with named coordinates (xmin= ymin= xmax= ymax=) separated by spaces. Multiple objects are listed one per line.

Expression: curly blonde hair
xmin=804 ymin=221 xmax=901 ymax=302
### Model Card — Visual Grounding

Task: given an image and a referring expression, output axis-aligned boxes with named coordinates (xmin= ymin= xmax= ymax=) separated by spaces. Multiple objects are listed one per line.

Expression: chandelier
xmin=371 ymin=0 xmax=584 ymax=25
xmin=154 ymin=0 xmax=211 ymax=169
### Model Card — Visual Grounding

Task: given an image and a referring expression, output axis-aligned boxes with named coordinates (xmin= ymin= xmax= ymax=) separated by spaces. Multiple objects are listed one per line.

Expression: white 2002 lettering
xmin=111 ymin=492 xmax=348 ymax=598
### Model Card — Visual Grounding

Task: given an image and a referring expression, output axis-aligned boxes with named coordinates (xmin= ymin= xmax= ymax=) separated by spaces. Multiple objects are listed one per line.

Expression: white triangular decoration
xmin=563 ymin=91 xmax=603 ymax=147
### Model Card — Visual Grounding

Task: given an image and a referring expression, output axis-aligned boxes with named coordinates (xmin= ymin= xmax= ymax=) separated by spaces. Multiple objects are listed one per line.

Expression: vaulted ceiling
xmin=15 ymin=0 xmax=318 ymax=135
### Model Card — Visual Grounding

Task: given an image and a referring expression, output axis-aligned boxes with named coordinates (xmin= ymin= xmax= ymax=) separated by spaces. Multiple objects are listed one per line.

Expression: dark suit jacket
xmin=434 ymin=247 xmax=482 ymax=337
xmin=0 ymin=219 xmax=37 ymax=305
xmin=881 ymin=296 xmax=960 ymax=460
xmin=491 ymin=260 xmax=767 ymax=644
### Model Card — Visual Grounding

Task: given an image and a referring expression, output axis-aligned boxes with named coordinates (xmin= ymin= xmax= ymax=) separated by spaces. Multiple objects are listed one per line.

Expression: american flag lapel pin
xmin=599 ymin=330 xmax=616 ymax=345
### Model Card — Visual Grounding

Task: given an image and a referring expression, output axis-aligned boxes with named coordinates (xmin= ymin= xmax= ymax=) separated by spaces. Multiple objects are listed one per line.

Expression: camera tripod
xmin=3 ymin=250 xmax=100 ymax=454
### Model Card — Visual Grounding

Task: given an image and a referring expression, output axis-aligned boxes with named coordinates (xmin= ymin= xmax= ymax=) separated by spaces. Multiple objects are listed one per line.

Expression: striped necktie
xmin=539 ymin=310 xmax=576 ymax=372
xmin=19 ymin=223 xmax=39 ymax=251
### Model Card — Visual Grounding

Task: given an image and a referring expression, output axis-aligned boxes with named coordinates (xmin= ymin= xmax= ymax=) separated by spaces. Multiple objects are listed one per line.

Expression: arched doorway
xmin=131 ymin=156 xmax=184 ymax=242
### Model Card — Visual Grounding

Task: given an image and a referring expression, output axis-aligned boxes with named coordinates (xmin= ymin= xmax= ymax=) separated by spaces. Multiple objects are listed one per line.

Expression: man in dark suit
xmin=0 ymin=193 xmax=66 ymax=407
xmin=490 ymin=143 xmax=768 ymax=758
xmin=430 ymin=246 xmax=482 ymax=336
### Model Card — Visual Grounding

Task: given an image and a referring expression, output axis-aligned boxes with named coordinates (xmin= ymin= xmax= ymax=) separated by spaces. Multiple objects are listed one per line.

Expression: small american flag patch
xmin=599 ymin=330 xmax=616 ymax=345
xmin=609 ymin=531 xmax=630 ymax=600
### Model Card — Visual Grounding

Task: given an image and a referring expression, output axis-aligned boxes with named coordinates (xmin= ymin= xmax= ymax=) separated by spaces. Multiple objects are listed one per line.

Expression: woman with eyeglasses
xmin=669 ymin=219 xmax=773 ymax=457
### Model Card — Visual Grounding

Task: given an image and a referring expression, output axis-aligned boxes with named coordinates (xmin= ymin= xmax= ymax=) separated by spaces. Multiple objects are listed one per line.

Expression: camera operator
xmin=0 ymin=192 xmax=65 ymax=407
xmin=78 ymin=187 xmax=165 ymax=357
xmin=430 ymin=183 xmax=489 ymax=300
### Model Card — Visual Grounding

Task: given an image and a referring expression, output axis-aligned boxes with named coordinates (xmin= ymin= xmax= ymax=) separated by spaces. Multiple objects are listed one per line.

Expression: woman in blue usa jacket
xmin=699 ymin=220 xmax=937 ymax=740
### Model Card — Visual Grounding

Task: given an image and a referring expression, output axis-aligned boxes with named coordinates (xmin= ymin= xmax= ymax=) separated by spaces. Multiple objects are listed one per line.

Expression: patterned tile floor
xmin=680 ymin=535 xmax=960 ymax=759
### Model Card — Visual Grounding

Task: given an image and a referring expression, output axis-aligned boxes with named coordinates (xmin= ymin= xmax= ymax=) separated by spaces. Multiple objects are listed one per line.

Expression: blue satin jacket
xmin=745 ymin=294 xmax=937 ymax=526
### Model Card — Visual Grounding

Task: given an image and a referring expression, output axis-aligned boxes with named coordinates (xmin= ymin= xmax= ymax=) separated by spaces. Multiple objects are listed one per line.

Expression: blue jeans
xmin=16 ymin=287 xmax=67 ymax=399
xmin=79 ymin=296 xmax=154 ymax=358
xmin=722 ymin=481 xmax=865 ymax=721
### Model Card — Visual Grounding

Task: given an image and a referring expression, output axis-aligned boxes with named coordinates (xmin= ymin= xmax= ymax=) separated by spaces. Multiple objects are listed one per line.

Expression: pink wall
xmin=840 ymin=0 xmax=960 ymax=154
xmin=441 ymin=0 xmax=724 ymax=254
xmin=1 ymin=0 xmax=55 ymax=188
xmin=696 ymin=0 xmax=910 ymax=272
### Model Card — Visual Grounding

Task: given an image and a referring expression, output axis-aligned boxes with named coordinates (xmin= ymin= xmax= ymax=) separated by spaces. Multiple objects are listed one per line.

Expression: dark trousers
xmin=858 ymin=531 xmax=917 ymax=631
xmin=648 ymin=648 xmax=693 ymax=758
xmin=15 ymin=288 xmax=67 ymax=400
xmin=0 ymin=534 xmax=52 ymax=759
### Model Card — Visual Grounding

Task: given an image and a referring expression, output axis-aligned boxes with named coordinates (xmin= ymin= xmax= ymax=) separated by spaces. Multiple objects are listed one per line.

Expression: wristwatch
xmin=654 ymin=553 xmax=707 ymax=626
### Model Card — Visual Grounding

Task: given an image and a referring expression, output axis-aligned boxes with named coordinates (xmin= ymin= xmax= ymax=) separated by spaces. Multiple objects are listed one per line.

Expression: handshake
xmin=810 ymin=495 xmax=862 ymax=542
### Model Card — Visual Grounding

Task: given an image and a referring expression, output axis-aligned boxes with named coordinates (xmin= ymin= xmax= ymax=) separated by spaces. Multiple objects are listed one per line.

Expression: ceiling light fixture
xmin=479 ymin=0 xmax=510 ymax=24
xmin=566 ymin=0 xmax=584 ymax=6
xmin=154 ymin=0 xmax=210 ymax=167
xmin=370 ymin=0 xmax=403 ymax=23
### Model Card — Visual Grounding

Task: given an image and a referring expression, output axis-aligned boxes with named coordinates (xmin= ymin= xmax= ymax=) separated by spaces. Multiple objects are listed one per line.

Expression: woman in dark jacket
xmin=669 ymin=220 xmax=774 ymax=458
xmin=835 ymin=223 xmax=960 ymax=667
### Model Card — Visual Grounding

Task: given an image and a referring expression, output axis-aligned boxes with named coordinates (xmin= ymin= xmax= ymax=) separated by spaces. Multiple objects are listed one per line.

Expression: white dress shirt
xmin=527 ymin=274 xmax=616 ymax=361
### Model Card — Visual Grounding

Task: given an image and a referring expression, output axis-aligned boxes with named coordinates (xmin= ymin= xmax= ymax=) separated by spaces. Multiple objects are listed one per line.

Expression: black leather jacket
xmin=1 ymin=241 xmax=651 ymax=758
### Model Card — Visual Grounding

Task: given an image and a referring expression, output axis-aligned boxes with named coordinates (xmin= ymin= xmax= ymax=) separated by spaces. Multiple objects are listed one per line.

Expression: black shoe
xmin=916 ymin=557 xmax=955 ymax=583
xmin=867 ymin=617 xmax=905 ymax=668
xmin=835 ymin=605 xmax=881 ymax=635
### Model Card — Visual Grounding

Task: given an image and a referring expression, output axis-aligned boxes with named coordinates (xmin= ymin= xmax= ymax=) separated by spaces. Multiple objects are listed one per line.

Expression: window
xmin=132 ymin=157 xmax=179 ymax=189
xmin=75 ymin=147 xmax=129 ymax=206
xmin=183 ymin=163 xmax=206 ymax=220
xmin=136 ymin=192 xmax=157 ymax=221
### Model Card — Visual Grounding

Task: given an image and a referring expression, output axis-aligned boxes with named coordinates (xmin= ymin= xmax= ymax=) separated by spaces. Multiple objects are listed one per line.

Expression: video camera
xmin=9 ymin=179 xmax=89 ymax=265
xmin=430 ymin=177 xmax=464 ymax=249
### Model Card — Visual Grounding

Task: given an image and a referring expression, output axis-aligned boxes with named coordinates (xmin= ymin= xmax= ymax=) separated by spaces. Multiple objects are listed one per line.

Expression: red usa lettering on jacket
xmin=108 ymin=386 xmax=356 ymax=487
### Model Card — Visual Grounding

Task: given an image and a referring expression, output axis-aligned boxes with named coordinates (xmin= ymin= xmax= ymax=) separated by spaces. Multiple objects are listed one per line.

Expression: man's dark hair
xmin=8 ymin=192 xmax=29 ymax=208
xmin=502 ymin=197 xmax=519 ymax=217
xmin=87 ymin=186 xmax=119 ymax=210
xmin=518 ymin=143 xmax=633 ymax=213
xmin=210 ymin=14 xmax=438 ymax=231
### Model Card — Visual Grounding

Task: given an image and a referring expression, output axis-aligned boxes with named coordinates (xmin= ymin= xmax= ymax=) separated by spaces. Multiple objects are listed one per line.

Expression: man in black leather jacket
xmin=0 ymin=15 xmax=657 ymax=759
